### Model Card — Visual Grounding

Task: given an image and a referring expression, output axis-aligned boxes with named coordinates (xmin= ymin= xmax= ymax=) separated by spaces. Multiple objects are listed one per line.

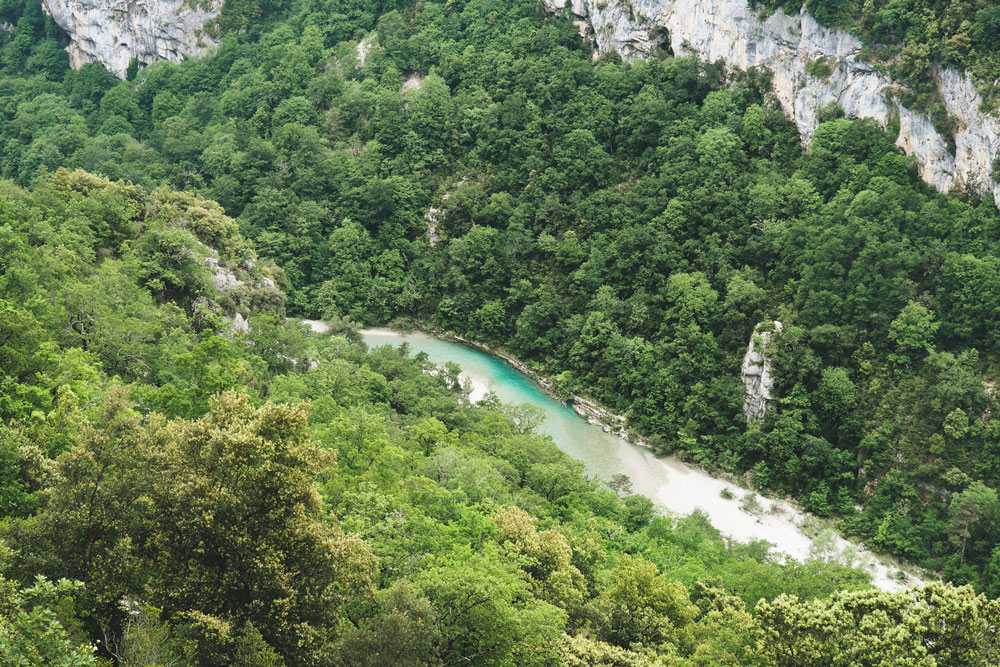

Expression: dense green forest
xmin=4 ymin=169 xmax=974 ymax=665
xmin=3 ymin=0 xmax=1000 ymax=662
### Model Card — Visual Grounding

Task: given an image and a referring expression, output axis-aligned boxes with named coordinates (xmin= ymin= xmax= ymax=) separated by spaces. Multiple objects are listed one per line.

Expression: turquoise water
xmin=360 ymin=329 xmax=646 ymax=480
xmin=345 ymin=327 xmax=912 ymax=588
xmin=358 ymin=329 xmax=796 ymax=547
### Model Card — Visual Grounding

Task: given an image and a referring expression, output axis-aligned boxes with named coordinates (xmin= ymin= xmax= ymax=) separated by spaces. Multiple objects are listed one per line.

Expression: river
xmin=304 ymin=321 xmax=920 ymax=591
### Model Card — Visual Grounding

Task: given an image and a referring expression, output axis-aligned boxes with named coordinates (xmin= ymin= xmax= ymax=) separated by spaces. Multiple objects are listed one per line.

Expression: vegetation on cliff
xmin=2 ymin=0 xmax=1000 ymax=662
xmin=754 ymin=0 xmax=1000 ymax=116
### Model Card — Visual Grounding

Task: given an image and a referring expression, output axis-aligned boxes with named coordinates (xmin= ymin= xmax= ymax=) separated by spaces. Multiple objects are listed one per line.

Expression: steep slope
xmin=0 ymin=169 xmax=906 ymax=667
xmin=544 ymin=0 xmax=1000 ymax=206
xmin=40 ymin=0 xmax=223 ymax=77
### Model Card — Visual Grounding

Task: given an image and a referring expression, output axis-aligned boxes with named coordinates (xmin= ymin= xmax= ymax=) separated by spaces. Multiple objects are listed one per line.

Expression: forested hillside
xmin=5 ymin=169 xmax=978 ymax=665
xmin=3 ymin=0 xmax=1000 ymax=662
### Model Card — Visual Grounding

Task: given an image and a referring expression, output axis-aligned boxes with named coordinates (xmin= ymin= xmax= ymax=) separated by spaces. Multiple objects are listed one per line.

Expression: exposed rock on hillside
xmin=742 ymin=321 xmax=782 ymax=423
xmin=356 ymin=32 xmax=376 ymax=68
xmin=41 ymin=0 xmax=223 ymax=78
xmin=543 ymin=0 xmax=1000 ymax=207
xmin=205 ymin=252 xmax=282 ymax=335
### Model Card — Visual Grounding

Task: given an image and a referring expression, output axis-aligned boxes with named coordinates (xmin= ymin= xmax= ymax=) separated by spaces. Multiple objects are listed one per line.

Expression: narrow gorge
xmin=7 ymin=0 xmax=1000 ymax=660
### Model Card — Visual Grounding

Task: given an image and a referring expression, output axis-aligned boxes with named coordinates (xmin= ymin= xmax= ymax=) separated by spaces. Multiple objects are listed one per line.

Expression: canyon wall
xmin=39 ymin=0 xmax=1000 ymax=202
xmin=41 ymin=0 xmax=223 ymax=78
xmin=543 ymin=0 xmax=1000 ymax=205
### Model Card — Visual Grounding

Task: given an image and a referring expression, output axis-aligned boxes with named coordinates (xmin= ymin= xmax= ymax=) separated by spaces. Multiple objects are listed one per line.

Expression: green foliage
xmin=756 ymin=582 xmax=1000 ymax=666
xmin=586 ymin=554 xmax=697 ymax=651
xmin=0 ymin=171 xmax=897 ymax=666
xmin=804 ymin=56 xmax=833 ymax=79
xmin=0 ymin=576 xmax=97 ymax=666
xmin=888 ymin=301 xmax=939 ymax=366
xmin=3 ymin=0 xmax=1000 ymax=662
xmin=0 ymin=0 xmax=978 ymax=593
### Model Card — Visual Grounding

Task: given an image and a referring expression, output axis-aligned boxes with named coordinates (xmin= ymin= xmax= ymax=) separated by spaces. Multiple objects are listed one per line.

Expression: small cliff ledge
xmin=543 ymin=0 xmax=1000 ymax=207
xmin=742 ymin=321 xmax=782 ymax=423
xmin=41 ymin=0 xmax=224 ymax=78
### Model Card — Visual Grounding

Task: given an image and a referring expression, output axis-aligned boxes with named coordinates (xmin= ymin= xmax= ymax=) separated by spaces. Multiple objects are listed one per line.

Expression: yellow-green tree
xmin=3 ymin=390 xmax=377 ymax=666
xmin=755 ymin=583 xmax=1000 ymax=667
xmin=586 ymin=554 xmax=698 ymax=654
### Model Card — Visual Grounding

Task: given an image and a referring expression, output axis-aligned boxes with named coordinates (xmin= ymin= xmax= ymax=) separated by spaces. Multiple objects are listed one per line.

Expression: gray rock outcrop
xmin=542 ymin=0 xmax=1000 ymax=207
xmin=230 ymin=311 xmax=249 ymax=334
xmin=200 ymin=245 xmax=282 ymax=336
xmin=206 ymin=256 xmax=244 ymax=292
xmin=742 ymin=321 xmax=782 ymax=423
xmin=41 ymin=0 xmax=224 ymax=78
xmin=356 ymin=32 xmax=376 ymax=68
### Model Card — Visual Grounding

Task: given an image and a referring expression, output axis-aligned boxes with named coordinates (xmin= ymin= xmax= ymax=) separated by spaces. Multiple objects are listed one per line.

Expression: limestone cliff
xmin=543 ymin=0 xmax=1000 ymax=206
xmin=41 ymin=0 xmax=223 ymax=78
xmin=742 ymin=321 xmax=782 ymax=423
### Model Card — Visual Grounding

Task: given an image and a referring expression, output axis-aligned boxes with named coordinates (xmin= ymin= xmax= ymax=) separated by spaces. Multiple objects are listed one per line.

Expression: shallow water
xmin=303 ymin=321 xmax=918 ymax=590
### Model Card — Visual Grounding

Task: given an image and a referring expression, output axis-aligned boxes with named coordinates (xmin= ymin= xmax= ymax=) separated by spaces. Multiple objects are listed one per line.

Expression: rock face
xmin=206 ymin=256 xmax=244 ymax=292
xmin=542 ymin=0 xmax=1000 ymax=206
xmin=41 ymin=0 xmax=224 ymax=78
xmin=424 ymin=206 xmax=442 ymax=246
xmin=203 ymin=249 xmax=283 ymax=336
xmin=356 ymin=32 xmax=376 ymax=68
xmin=741 ymin=321 xmax=782 ymax=423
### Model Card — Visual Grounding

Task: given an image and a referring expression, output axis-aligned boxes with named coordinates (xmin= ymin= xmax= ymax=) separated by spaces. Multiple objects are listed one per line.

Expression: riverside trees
xmin=3 ymin=0 xmax=1000 ymax=659
xmin=0 ymin=172 xmax=993 ymax=665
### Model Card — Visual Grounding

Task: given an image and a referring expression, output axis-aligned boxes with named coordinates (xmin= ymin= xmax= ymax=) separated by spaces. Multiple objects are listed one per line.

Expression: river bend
xmin=305 ymin=321 xmax=920 ymax=591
